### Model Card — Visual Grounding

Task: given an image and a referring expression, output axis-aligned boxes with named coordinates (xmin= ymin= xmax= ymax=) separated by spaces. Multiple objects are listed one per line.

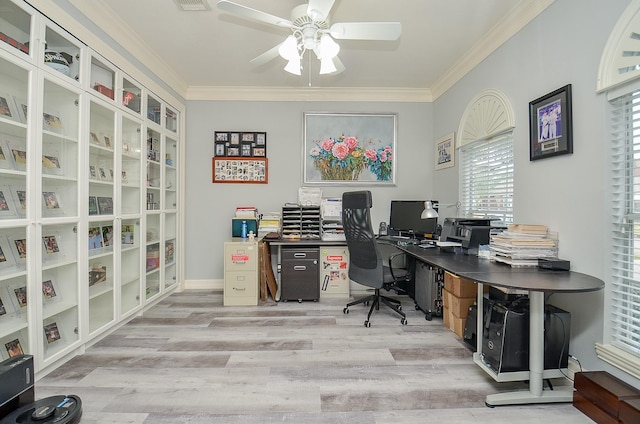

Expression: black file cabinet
xmin=281 ymin=248 xmax=319 ymax=302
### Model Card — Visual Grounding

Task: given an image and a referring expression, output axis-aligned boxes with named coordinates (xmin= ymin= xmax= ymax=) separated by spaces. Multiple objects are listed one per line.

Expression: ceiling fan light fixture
xmin=278 ymin=35 xmax=298 ymax=60
xmin=318 ymin=33 xmax=339 ymax=59
xmin=284 ymin=56 xmax=301 ymax=75
xmin=319 ymin=57 xmax=337 ymax=74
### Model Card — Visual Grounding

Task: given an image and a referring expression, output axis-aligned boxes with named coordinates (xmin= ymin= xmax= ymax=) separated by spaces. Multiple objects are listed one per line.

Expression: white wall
xmin=432 ymin=0 xmax=634 ymax=385
xmin=185 ymin=101 xmax=432 ymax=281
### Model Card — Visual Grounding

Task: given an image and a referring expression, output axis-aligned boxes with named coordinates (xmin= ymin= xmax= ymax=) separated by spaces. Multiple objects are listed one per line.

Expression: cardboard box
xmin=442 ymin=288 xmax=476 ymax=318
xmin=444 ymin=271 xmax=477 ymax=297
xmin=443 ymin=305 xmax=466 ymax=338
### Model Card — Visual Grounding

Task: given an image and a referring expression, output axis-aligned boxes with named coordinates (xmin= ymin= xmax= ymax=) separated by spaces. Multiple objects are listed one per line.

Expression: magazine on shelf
xmin=12 ymin=95 xmax=27 ymax=123
xmin=42 ymin=279 xmax=57 ymax=299
xmin=43 ymin=111 xmax=63 ymax=134
xmin=11 ymin=188 xmax=26 ymax=216
xmin=0 ymin=92 xmax=19 ymax=123
xmin=165 ymin=240 xmax=175 ymax=263
xmin=88 ymin=196 xmax=98 ymax=215
xmin=101 ymin=225 xmax=114 ymax=247
xmin=89 ymin=263 xmax=106 ymax=286
xmin=42 ymin=153 xmax=63 ymax=175
xmin=98 ymin=167 xmax=109 ymax=181
xmin=88 ymin=226 xmax=103 ymax=250
xmin=42 ymin=235 xmax=60 ymax=254
xmin=0 ymin=141 xmax=13 ymax=169
xmin=0 ymin=296 xmax=6 ymax=316
xmin=13 ymin=238 xmax=26 ymax=260
xmin=10 ymin=146 xmax=26 ymax=171
xmin=90 ymin=131 xmax=101 ymax=146
xmin=89 ymin=164 xmax=98 ymax=180
xmin=121 ymin=224 xmax=135 ymax=245
xmin=0 ymin=186 xmax=17 ymax=218
xmin=44 ymin=322 xmax=61 ymax=344
xmin=42 ymin=191 xmax=60 ymax=209
xmin=103 ymin=135 xmax=112 ymax=149
xmin=97 ymin=196 xmax=113 ymax=214
xmin=5 ymin=338 xmax=23 ymax=358
xmin=13 ymin=286 xmax=26 ymax=308
xmin=0 ymin=237 xmax=15 ymax=271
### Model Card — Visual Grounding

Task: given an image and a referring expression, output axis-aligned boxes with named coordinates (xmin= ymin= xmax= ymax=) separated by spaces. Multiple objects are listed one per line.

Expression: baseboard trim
xmin=184 ymin=279 xmax=223 ymax=290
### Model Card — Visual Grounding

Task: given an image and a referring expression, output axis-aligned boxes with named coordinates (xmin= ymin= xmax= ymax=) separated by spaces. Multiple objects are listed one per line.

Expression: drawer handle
xmin=293 ymin=253 xmax=307 ymax=258
xmin=294 ymin=266 xmax=307 ymax=271
xmin=233 ymin=287 xmax=246 ymax=292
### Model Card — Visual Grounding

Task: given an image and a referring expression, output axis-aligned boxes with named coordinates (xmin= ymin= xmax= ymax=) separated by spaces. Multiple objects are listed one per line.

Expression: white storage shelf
xmin=0 ymin=0 xmax=181 ymax=376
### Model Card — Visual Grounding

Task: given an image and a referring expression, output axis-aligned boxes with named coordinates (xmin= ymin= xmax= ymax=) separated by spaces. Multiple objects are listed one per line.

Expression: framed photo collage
xmin=214 ymin=131 xmax=266 ymax=158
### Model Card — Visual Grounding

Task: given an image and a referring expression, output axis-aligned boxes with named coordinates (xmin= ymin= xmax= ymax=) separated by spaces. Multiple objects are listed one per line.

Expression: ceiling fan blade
xmin=307 ymin=0 xmax=335 ymax=21
xmin=330 ymin=22 xmax=401 ymax=40
xmin=217 ymin=0 xmax=292 ymax=28
xmin=249 ymin=43 xmax=282 ymax=67
xmin=332 ymin=56 xmax=345 ymax=74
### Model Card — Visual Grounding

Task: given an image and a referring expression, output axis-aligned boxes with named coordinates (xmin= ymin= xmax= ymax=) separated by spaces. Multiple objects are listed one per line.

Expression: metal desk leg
xmin=485 ymin=291 xmax=573 ymax=406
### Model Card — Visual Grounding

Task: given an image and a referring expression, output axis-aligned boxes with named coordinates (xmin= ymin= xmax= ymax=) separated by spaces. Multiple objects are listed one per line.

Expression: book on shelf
xmin=235 ymin=206 xmax=257 ymax=218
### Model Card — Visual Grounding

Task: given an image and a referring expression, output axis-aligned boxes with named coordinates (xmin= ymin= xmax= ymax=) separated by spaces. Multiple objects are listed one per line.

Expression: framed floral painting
xmin=303 ymin=112 xmax=397 ymax=185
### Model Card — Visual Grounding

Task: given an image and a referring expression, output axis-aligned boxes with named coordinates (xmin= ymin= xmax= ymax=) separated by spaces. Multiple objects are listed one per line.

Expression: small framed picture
xmin=529 ymin=84 xmax=573 ymax=161
xmin=42 ymin=235 xmax=60 ymax=254
xmin=230 ymin=133 xmax=240 ymax=145
xmin=42 ymin=153 xmax=63 ymax=175
xmin=256 ymin=132 xmax=266 ymax=146
xmin=215 ymin=132 xmax=228 ymax=142
xmin=90 ymin=131 xmax=101 ymax=146
xmin=13 ymin=286 xmax=27 ymax=308
xmin=435 ymin=132 xmax=455 ymax=170
xmin=241 ymin=143 xmax=252 ymax=157
xmin=43 ymin=111 xmax=63 ymax=134
xmin=13 ymin=238 xmax=26 ymax=260
xmin=214 ymin=141 xmax=226 ymax=157
xmin=88 ymin=226 xmax=104 ymax=250
xmin=42 ymin=191 xmax=61 ymax=210
xmin=0 ymin=297 xmax=7 ymax=316
xmin=241 ymin=132 xmax=255 ymax=142
xmin=103 ymin=135 xmax=112 ymax=148
xmin=252 ymin=147 xmax=266 ymax=157
xmin=226 ymin=146 xmax=240 ymax=157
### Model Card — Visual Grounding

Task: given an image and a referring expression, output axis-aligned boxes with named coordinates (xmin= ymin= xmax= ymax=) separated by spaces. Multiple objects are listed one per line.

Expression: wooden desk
xmin=397 ymin=245 xmax=604 ymax=407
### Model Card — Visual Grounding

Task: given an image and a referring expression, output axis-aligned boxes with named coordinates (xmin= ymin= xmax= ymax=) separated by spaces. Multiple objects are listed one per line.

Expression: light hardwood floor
xmin=36 ymin=290 xmax=594 ymax=423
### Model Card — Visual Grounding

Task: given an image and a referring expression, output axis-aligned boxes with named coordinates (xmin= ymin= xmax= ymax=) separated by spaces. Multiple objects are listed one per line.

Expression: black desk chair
xmin=341 ymin=191 xmax=409 ymax=326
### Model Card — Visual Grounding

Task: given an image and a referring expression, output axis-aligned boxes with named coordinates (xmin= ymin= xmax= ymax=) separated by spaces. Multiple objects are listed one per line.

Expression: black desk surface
xmin=398 ymin=245 xmax=604 ymax=293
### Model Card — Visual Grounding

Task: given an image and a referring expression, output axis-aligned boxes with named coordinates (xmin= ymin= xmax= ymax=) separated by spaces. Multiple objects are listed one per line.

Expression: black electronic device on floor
xmin=0 ymin=355 xmax=82 ymax=424
xmin=479 ymin=299 xmax=571 ymax=374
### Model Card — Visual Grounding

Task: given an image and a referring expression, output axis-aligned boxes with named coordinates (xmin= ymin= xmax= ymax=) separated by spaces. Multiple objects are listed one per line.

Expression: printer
xmin=440 ymin=217 xmax=493 ymax=254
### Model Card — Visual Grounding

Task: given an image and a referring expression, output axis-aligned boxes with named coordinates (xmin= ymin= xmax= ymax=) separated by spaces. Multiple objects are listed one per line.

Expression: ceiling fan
xmin=216 ymin=0 xmax=401 ymax=76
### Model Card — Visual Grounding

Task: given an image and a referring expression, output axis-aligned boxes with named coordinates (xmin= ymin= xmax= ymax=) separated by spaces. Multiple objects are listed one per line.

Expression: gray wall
xmin=184 ymin=0 xmax=638 ymax=386
xmin=431 ymin=0 xmax=633 ymax=385
xmin=185 ymin=101 xmax=432 ymax=281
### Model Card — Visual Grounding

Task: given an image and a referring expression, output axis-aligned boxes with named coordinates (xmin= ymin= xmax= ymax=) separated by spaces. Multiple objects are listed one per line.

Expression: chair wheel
xmin=343 ymin=307 xmax=349 ymax=314
xmin=397 ymin=305 xmax=402 ymax=311
xmin=425 ymin=312 xmax=432 ymax=321
xmin=364 ymin=301 xmax=369 ymax=306
xmin=364 ymin=320 xmax=371 ymax=327
xmin=401 ymin=318 xmax=408 ymax=325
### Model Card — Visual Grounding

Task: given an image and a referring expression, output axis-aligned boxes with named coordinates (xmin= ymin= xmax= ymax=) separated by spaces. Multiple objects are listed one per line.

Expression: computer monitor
xmin=389 ymin=200 xmax=438 ymax=237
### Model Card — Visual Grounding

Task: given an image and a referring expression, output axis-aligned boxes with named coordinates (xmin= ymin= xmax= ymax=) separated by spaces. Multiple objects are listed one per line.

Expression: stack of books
xmin=489 ymin=224 xmax=558 ymax=267
xmin=258 ymin=212 xmax=281 ymax=238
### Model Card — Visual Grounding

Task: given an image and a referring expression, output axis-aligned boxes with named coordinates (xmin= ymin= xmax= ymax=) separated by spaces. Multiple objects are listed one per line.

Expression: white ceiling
xmin=70 ymin=0 xmax=553 ymax=101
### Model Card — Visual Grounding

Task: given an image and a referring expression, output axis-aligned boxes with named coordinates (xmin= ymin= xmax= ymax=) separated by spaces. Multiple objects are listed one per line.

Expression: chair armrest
xmin=388 ymin=252 xmax=408 ymax=281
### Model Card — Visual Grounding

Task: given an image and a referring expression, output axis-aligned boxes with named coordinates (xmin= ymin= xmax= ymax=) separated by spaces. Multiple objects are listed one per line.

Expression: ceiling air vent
xmin=173 ymin=0 xmax=210 ymax=11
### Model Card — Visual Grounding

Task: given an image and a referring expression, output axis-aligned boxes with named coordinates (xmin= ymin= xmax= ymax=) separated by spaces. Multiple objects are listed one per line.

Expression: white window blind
xmin=459 ymin=133 xmax=514 ymax=225
xmin=609 ymin=90 xmax=640 ymax=356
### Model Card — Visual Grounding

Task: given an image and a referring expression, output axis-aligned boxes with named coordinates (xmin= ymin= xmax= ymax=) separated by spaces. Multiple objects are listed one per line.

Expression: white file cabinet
xmin=223 ymin=238 xmax=259 ymax=306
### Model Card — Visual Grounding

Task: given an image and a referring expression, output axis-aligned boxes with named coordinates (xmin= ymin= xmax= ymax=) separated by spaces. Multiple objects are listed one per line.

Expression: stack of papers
xmin=489 ymin=224 xmax=558 ymax=267
xmin=258 ymin=211 xmax=281 ymax=238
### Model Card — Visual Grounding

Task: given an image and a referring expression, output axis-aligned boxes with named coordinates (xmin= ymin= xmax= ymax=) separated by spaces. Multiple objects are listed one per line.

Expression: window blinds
xmin=459 ymin=133 xmax=514 ymax=225
xmin=609 ymin=90 xmax=640 ymax=356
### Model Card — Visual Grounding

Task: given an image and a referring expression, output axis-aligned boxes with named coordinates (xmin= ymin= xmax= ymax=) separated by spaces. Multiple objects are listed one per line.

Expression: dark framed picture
xmin=215 ymin=131 xmax=228 ymax=142
xmin=529 ymin=84 xmax=573 ymax=161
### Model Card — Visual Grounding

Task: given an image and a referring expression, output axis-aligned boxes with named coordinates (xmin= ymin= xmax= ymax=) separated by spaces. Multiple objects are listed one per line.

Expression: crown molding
xmin=431 ymin=0 xmax=556 ymax=100
xmin=186 ymin=86 xmax=433 ymax=102
xmin=62 ymin=0 xmax=187 ymax=97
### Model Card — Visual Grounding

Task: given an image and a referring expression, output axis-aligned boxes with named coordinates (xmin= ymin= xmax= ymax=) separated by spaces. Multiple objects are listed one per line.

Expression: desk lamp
xmin=421 ymin=201 xmax=439 ymax=219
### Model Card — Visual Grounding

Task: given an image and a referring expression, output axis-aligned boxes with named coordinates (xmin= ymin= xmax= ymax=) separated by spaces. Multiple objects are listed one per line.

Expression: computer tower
xmin=480 ymin=299 xmax=570 ymax=374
